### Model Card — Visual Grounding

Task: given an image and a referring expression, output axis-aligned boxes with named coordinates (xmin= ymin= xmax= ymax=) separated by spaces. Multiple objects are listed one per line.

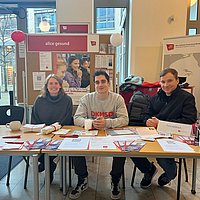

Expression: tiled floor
xmin=0 ymin=157 xmax=200 ymax=200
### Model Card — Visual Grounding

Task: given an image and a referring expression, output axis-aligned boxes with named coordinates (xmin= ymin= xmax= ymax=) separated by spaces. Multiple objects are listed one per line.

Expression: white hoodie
xmin=74 ymin=91 xmax=129 ymax=128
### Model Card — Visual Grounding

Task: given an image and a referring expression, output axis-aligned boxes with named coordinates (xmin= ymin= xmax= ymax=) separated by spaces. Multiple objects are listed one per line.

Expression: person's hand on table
xmin=146 ymin=117 xmax=159 ymax=128
xmin=92 ymin=116 xmax=106 ymax=130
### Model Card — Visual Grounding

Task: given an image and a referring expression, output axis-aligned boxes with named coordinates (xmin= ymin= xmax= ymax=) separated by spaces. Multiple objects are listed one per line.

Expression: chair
xmin=0 ymin=105 xmax=29 ymax=188
xmin=0 ymin=105 xmax=24 ymax=124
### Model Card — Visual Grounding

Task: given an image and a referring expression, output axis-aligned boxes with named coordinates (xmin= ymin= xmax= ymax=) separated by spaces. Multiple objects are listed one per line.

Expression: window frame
xmin=186 ymin=0 xmax=200 ymax=35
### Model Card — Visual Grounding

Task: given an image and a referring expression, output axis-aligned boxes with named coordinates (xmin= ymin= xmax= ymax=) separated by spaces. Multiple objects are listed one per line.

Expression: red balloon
xmin=11 ymin=30 xmax=25 ymax=43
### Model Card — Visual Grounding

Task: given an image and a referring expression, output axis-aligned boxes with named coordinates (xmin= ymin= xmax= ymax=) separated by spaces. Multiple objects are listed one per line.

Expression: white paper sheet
xmin=39 ymin=52 xmax=52 ymax=71
xmin=0 ymin=139 xmax=5 ymax=147
xmin=107 ymin=135 xmax=141 ymax=141
xmin=136 ymin=127 xmax=158 ymax=136
xmin=157 ymin=120 xmax=192 ymax=136
xmin=53 ymin=129 xmax=71 ymax=135
xmin=157 ymin=139 xmax=195 ymax=152
xmin=72 ymin=130 xmax=98 ymax=136
xmin=58 ymin=138 xmax=89 ymax=150
xmin=2 ymin=143 xmax=23 ymax=150
xmin=106 ymin=128 xmax=137 ymax=136
xmin=141 ymin=133 xmax=172 ymax=141
xmin=33 ymin=72 xmax=46 ymax=90
xmin=89 ymin=137 xmax=116 ymax=150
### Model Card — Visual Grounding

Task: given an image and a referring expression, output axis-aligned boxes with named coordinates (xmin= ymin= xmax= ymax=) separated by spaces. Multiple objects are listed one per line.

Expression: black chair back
xmin=0 ymin=105 xmax=24 ymax=125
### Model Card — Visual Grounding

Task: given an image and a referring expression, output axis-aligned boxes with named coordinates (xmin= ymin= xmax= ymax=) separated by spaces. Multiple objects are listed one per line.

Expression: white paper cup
xmin=84 ymin=119 xmax=93 ymax=130
xmin=6 ymin=121 xmax=22 ymax=131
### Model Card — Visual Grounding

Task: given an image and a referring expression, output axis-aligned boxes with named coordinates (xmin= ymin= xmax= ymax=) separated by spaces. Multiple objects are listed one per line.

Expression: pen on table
xmin=2 ymin=135 xmax=21 ymax=139
xmin=5 ymin=141 xmax=24 ymax=144
xmin=59 ymin=135 xmax=79 ymax=138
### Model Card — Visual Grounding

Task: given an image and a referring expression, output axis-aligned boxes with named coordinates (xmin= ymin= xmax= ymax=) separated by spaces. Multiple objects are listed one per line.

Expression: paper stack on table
xmin=22 ymin=124 xmax=45 ymax=132
xmin=53 ymin=129 xmax=71 ymax=135
xmin=58 ymin=138 xmax=90 ymax=150
xmin=114 ymin=140 xmax=146 ymax=152
xmin=106 ymin=128 xmax=137 ymax=136
xmin=157 ymin=139 xmax=195 ymax=152
xmin=24 ymin=138 xmax=52 ymax=150
xmin=157 ymin=120 xmax=192 ymax=136
xmin=89 ymin=136 xmax=116 ymax=150
xmin=136 ymin=127 xmax=158 ymax=136
xmin=71 ymin=130 xmax=98 ymax=136
xmin=2 ymin=143 xmax=23 ymax=150
xmin=41 ymin=122 xmax=61 ymax=134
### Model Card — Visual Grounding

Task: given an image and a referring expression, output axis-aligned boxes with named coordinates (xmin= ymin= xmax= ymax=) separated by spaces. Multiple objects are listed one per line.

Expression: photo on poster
xmin=53 ymin=53 xmax=91 ymax=89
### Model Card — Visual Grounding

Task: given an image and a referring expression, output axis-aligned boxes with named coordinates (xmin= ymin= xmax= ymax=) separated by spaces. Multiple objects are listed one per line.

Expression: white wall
xmin=56 ymin=0 xmax=93 ymax=33
xmin=129 ymin=0 xmax=188 ymax=82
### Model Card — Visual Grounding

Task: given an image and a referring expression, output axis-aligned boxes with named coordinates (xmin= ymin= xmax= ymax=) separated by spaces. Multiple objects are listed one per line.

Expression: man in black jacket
xmin=132 ymin=68 xmax=197 ymax=189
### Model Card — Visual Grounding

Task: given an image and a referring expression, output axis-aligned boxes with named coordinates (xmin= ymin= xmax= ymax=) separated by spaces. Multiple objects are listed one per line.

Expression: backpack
xmin=128 ymin=91 xmax=151 ymax=126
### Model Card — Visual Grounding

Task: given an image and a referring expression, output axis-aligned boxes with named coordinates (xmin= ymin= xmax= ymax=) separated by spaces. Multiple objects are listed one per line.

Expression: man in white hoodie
xmin=69 ymin=70 xmax=129 ymax=200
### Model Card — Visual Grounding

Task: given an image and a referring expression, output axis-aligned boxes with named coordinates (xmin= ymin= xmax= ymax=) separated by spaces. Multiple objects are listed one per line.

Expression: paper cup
xmin=84 ymin=119 xmax=93 ymax=130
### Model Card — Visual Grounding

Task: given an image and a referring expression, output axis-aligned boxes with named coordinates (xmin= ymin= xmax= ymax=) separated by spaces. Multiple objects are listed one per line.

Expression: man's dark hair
xmin=93 ymin=70 xmax=110 ymax=82
xmin=160 ymin=68 xmax=178 ymax=80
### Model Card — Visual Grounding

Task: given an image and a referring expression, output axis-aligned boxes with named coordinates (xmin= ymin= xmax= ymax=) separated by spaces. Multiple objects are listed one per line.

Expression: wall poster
xmin=162 ymin=35 xmax=200 ymax=111
xmin=53 ymin=53 xmax=91 ymax=105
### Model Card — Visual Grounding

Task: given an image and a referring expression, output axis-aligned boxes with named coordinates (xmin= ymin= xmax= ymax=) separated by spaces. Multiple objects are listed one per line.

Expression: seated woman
xmin=64 ymin=56 xmax=82 ymax=88
xmin=31 ymin=74 xmax=73 ymax=183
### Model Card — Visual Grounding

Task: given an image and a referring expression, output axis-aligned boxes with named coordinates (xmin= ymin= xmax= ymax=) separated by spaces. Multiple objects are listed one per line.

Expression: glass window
xmin=189 ymin=0 xmax=198 ymax=20
xmin=187 ymin=0 xmax=200 ymax=35
xmin=0 ymin=3 xmax=56 ymax=105
xmin=27 ymin=8 xmax=56 ymax=33
xmin=96 ymin=8 xmax=115 ymax=31
xmin=95 ymin=5 xmax=129 ymax=84
xmin=189 ymin=28 xmax=197 ymax=35
xmin=0 ymin=14 xmax=17 ymax=105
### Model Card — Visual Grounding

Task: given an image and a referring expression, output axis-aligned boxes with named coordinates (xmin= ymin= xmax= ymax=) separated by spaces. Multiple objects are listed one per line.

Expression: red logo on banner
xmin=166 ymin=44 xmax=174 ymax=51
xmin=90 ymin=41 xmax=96 ymax=46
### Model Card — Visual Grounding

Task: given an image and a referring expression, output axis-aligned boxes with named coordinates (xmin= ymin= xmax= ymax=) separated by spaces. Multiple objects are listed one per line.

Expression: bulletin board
xmin=16 ymin=34 xmax=116 ymax=106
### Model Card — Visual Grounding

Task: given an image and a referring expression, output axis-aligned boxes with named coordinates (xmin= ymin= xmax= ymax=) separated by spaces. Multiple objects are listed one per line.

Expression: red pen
xmin=59 ymin=135 xmax=79 ymax=138
xmin=2 ymin=135 xmax=21 ymax=139
xmin=5 ymin=141 xmax=24 ymax=144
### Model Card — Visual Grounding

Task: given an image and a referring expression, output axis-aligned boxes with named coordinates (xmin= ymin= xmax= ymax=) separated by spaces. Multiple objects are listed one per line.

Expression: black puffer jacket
xmin=144 ymin=86 xmax=197 ymax=124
